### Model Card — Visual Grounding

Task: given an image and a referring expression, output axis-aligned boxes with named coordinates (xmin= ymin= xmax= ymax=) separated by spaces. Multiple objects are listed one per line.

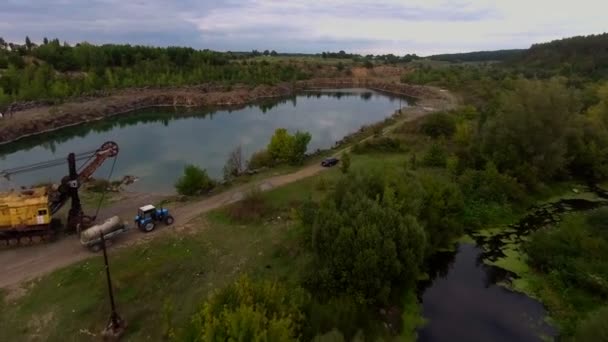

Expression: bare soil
xmin=0 ymin=85 xmax=456 ymax=296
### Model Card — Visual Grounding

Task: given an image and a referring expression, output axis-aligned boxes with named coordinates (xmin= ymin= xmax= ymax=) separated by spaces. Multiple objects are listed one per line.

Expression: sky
xmin=1 ymin=0 xmax=606 ymax=56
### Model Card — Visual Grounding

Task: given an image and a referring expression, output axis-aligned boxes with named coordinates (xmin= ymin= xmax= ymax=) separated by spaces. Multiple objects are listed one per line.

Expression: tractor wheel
xmin=90 ymin=244 xmax=102 ymax=253
xmin=142 ymin=222 xmax=156 ymax=233
xmin=164 ymin=215 xmax=175 ymax=225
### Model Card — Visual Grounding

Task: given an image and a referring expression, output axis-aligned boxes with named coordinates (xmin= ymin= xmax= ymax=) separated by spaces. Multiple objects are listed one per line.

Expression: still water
xmin=0 ymin=89 xmax=405 ymax=192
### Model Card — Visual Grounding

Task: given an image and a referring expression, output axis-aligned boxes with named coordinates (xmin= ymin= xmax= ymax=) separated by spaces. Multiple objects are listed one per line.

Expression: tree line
xmin=0 ymin=37 xmax=311 ymax=106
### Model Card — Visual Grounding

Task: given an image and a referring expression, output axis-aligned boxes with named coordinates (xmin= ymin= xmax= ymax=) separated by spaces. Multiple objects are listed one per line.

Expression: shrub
xmin=227 ymin=188 xmax=270 ymax=222
xmin=185 ymin=276 xmax=308 ymax=342
xmin=420 ymin=112 xmax=456 ymax=138
xmin=419 ymin=174 xmax=465 ymax=251
xmin=175 ymin=165 xmax=215 ymax=196
xmin=248 ymin=149 xmax=273 ymax=169
xmin=459 ymin=162 xmax=525 ymax=204
xmin=574 ymin=306 xmax=608 ymax=341
xmin=422 ymin=143 xmax=447 ymax=167
xmin=222 ymin=145 xmax=244 ymax=182
xmin=267 ymin=128 xmax=312 ymax=165
xmin=351 ymin=137 xmax=401 ymax=154
xmin=340 ymin=152 xmax=351 ymax=174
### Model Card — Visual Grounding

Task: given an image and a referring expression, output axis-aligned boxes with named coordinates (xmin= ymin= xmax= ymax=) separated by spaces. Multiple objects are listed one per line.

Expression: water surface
xmin=417 ymin=244 xmax=555 ymax=342
xmin=0 ymin=89 xmax=406 ymax=192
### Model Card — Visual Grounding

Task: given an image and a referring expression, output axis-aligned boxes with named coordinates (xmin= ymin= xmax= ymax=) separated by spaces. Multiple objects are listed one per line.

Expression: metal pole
xmin=101 ymin=232 xmax=125 ymax=338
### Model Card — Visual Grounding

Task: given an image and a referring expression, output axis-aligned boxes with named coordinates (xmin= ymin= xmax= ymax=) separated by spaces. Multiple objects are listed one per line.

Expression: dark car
xmin=321 ymin=157 xmax=339 ymax=167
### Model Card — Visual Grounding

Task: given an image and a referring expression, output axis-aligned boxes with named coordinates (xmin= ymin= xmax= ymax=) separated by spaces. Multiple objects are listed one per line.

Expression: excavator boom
xmin=0 ymin=141 xmax=119 ymax=244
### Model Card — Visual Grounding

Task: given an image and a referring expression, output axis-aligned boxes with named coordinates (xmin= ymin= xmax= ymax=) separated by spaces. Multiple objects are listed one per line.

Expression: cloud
xmin=1 ymin=0 xmax=606 ymax=55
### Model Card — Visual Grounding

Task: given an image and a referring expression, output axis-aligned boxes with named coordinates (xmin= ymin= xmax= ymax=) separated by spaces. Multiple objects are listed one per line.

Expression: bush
xmin=419 ymin=174 xmax=465 ymax=251
xmin=184 ymin=276 xmax=308 ymax=342
xmin=525 ymin=213 xmax=608 ymax=296
xmin=459 ymin=163 xmax=525 ymax=204
xmin=248 ymin=149 xmax=273 ymax=169
xmin=227 ymin=188 xmax=271 ymax=222
xmin=340 ymin=152 xmax=351 ymax=174
xmin=222 ymin=145 xmax=244 ymax=182
xmin=420 ymin=112 xmax=456 ymax=138
xmin=351 ymin=137 xmax=401 ymax=154
xmin=574 ymin=306 xmax=608 ymax=341
xmin=422 ymin=143 xmax=447 ymax=167
xmin=175 ymin=165 xmax=215 ymax=196
xmin=267 ymin=128 xmax=312 ymax=165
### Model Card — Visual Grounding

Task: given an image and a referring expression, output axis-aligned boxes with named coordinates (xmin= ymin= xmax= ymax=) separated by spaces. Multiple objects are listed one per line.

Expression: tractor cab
xmin=134 ymin=204 xmax=174 ymax=233
xmin=136 ymin=205 xmax=157 ymax=221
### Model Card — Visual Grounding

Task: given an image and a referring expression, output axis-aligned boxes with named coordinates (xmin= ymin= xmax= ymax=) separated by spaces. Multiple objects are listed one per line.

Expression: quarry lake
xmin=0 ymin=89 xmax=406 ymax=192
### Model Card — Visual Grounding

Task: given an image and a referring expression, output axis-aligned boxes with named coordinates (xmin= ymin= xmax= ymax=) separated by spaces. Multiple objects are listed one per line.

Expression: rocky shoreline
xmin=0 ymin=79 xmax=443 ymax=145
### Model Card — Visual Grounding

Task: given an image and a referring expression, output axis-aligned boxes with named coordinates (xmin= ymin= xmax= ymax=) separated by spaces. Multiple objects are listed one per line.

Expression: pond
xmin=417 ymin=243 xmax=556 ymax=342
xmin=0 ymin=89 xmax=407 ymax=192
xmin=416 ymin=193 xmax=608 ymax=341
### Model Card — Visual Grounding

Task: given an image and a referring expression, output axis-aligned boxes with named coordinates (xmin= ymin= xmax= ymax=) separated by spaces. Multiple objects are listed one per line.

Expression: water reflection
xmin=418 ymin=244 xmax=556 ymax=342
xmin=0 ymin=89 xmax=405 ymax=192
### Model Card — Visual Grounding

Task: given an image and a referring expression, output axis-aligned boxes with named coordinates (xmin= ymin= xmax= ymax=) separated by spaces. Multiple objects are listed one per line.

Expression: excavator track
xmin=0 ymin=220 xmax=60 ymax=248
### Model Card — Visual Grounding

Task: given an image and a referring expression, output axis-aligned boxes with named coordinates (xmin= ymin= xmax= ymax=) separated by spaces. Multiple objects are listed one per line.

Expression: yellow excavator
xmin=0 ymin=141 xmax=119 ymax=245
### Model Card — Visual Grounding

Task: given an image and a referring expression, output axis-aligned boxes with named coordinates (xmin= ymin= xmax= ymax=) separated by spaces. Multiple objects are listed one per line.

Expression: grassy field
xmin=0 ymin=151 xmax=409 ymax=341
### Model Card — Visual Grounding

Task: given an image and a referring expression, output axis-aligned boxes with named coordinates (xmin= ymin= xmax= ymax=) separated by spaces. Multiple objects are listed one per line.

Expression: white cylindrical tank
xmin=80 ymin=216 xmax=123 ymax=242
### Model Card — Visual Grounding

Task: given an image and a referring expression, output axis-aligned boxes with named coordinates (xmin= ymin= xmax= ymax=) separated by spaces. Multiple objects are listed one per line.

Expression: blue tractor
xmin=135 ymin=204 xmax=175 ymax=233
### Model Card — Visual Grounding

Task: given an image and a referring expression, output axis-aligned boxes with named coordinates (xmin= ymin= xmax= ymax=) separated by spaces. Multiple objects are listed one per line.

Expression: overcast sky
xmin=1 ymin=0 xmax=606 ymax=55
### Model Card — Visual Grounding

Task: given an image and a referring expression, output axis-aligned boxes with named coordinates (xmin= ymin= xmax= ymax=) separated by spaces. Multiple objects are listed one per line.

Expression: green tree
xmin=268 ymin=128 xmax=293 ymax=162
xmin=175 ymin=164 xmax=215 ymax=196
xmin=290 ymin=131 xmax=312 ymax=165
xmin=423 ymin=143 xmax=447 ymax=167
xmin=185 ymin=276 xmax=307 ymax=342
xmin=308 ymin=171 xmax=426 ymax=304
xmin=25 ymin=36 xmax=32 ymax=51
xmin=574 ymin=306 xmax=608 ymax=341
xmin=267 ymin=128 xmax=311 ymax=165
xmin=480 ymin=78 xmax=578 ymax=186
xmin=420 ymin=112 xmax=456 ymax=138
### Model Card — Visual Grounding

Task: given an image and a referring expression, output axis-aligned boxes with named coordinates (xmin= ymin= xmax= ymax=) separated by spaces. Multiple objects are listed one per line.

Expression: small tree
xmin=290 ymin=131 xmax=312 ymax=165
xmin=340 ymin=152 xmax=351 ymax=174
xmin=423 ymin=143 xmax=447 ymax=167
xmin=25 ymin=36 xmax=33 ymax=51
xmin=267 ymin=128 xmax=312 ymax=165
xmin=175 ymin=165 xmax=215 ymax=196
xmin=223 ymin=145 xmax=244 ymax=182
xmin=420 ymin=112 xmax=456 ymax=138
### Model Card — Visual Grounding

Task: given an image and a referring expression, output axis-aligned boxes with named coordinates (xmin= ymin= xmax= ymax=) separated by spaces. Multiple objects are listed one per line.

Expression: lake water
xmin=0 ymin=89 xmax=406 ymax=192
xmin=417 ymin=243 xmax=556 ymax=342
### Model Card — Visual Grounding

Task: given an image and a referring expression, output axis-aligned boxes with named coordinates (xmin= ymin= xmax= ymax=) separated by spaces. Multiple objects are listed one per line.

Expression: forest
xmin=427 ymin=49 xmax=524 ymax=62
xmin=0 ymin=38 xmax=312 ymax=106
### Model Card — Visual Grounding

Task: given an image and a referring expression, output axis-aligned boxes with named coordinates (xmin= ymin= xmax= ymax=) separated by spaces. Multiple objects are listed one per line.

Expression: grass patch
xmin=486 ymin=246 xmax=530 ymax=276
xmin=400 ymin=289 xmax=426 ymax=342
xmin=0 ymin=213 xmax=308 ymax=341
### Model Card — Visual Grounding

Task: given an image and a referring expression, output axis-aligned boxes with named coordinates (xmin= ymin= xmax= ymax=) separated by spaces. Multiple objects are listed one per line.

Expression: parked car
xmin=321 ymin=157 xmax=339 ymax=167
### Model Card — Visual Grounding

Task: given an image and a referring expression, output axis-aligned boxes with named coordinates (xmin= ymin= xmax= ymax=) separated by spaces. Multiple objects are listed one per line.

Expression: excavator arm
xmin=2 ymin=141 xmax=119 ymax=230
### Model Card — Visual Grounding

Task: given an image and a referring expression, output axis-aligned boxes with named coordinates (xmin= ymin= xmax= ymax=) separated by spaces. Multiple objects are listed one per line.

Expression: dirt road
xmin=0 ymin=88 xmax=456 ymax=293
